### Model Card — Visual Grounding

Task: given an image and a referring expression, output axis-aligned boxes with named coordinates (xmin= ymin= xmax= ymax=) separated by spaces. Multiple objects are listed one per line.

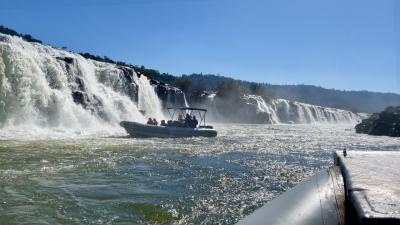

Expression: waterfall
xmin=0 ymin=32 xmax=365 ymax=135
xmin=242 ymin=95 xmax=280 ymax=123
xmin=242 ymin=95 xmax=363 ymax=124
xmin=183 ymin=94 xmax=189 ymax=107
xmin=0 ymin=33 xmax=165 ymax=135
xmin=133 ymin=75 xmax=165 ymax=120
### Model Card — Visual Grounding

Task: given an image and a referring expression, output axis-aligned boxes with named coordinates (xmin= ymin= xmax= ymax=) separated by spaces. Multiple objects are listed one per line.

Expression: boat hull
xmin=120 ymin=121 xmax=217 ymax=138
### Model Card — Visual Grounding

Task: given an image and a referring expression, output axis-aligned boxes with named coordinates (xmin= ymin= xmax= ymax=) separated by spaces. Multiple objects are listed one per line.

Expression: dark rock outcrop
xmin=115 ymin=67 xmax=139 ymax=102
xmin=56 ymin=56 xmax=74 ymax=64
xmin=150 ymin=79 xmax=187 ymax=108
xmin=55 ymin=55 xmax=185 ymax=112
xmin=71 ymin=90 xmax=106 ymax=119
xmin=118 ymin=66 xmax=135 ymax=83
xmin=355 ymin=106 xmax=400 ymax=137
xmin=54 ymin=57 xmax=139 ymax=120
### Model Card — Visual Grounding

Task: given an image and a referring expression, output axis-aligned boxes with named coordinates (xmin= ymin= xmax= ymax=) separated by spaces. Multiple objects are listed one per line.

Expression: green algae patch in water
xmin=131 ymin=204 xmax=178 ymax=223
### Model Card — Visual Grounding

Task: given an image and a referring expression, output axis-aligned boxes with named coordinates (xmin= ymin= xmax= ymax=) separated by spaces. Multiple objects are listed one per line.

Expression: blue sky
xmin=0 ymin=0 xmax=399 ymax=93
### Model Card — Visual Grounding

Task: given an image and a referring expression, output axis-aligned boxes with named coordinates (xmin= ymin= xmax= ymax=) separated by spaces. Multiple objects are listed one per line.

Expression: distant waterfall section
xmin=0 ymin=33 xmax=173 ymax=134
xmin=240 ymin=95 xmax=363 ymax=124
xmin=204 ymin=94 xmax=364 ymax=124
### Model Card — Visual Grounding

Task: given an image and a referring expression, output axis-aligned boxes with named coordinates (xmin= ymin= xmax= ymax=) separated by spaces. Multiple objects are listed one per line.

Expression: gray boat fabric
xmin=120 ymin=121 xmax=217 ymax=138
xmin=236 ymin=169 xmax=342 ymax=225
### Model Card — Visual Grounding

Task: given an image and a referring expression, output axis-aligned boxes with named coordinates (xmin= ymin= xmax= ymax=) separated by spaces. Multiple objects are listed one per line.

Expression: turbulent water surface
xmin=0 ymin=124 xmax=399 ymax=225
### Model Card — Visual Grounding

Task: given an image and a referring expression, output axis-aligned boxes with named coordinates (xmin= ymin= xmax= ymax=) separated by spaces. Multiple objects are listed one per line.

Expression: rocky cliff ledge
xmin=149 ymin=79 xmax=187 ymax=108
xmin=355 ymin=106 xmax=400 ymax=137
xmin=58 ymin=57 xmax=186 ymax=112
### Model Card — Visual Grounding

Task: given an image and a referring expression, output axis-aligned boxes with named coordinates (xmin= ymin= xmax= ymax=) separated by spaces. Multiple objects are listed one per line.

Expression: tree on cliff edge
xmin=216 ymin=80 xmax=244 ymax=99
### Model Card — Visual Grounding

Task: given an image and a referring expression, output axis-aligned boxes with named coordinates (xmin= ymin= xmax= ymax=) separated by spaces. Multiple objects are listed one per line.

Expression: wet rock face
xmin=118 ymin=66 xmax=135 ymax=82
xmin=55 ymin=58 xmax=140 ymax=120
xmin=150 ymin=79 xmax=187 ymax=108
xmin=56 ymin=56 xmax=184 ymax=115
xmin=236 ymin=97 xmax=273 ymax=123
xmin=56 ymin=56 xmax=74 ymax=64
xmin=355 ymin=106 xmax=400 ymax=137
xmin=115 ymin=67 xmax=139 ymax=102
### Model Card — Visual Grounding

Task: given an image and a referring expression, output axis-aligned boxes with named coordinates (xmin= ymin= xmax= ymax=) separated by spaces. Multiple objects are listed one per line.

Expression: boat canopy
xmin=166 ymin=107 xmax=209 ymax=126
xmin=167 ymin=107 xmax=207 ymax=112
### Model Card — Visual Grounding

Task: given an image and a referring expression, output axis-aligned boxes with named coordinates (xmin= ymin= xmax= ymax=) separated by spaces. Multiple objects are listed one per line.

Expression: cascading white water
xmin=0 ymin=32 xmax=365 ymax=137
xmin=242 ymin=95 xmax=280 ymax=123
xmin=243 ymin=95 xmax=363 ymax=124
xmin=183 ymin=94 xmax=189 ymax=107
xmin=133 ymin=75 xmax=165 ymax=120
xmin=0 ymin=33 xmax=165 ymax=137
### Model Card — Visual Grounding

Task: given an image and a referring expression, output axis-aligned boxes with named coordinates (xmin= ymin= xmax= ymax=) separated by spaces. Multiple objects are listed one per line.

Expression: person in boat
xmin=187 ymin=115 xmax=198 ymax=128
xmin=180 ymin=114 xmax=198 ymax=128
xmin=184 ymin=113 xmax=191 ymax=127
xmin=152 ymin=118 xmax=158 ymax=126
xmin=178 ymin=114 xmax=184 ymax=123
xmin=161 ymin=120 xmax=166 ymax=126
xmin=192 ymin=115 xmax=198 ymax=128
xmin=147 ymin=118 xmax=153 ymax=125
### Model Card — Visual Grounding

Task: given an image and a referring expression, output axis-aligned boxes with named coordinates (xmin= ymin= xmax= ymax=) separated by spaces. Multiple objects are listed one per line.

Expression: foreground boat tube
xmin=236 ymin=168 xmax=344 ymax=225
xmin=120 ymin=121 xmax=218 ymax=138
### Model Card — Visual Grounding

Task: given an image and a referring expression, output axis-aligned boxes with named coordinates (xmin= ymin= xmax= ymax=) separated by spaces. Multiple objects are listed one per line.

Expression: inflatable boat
xmin=120 ymin=107 xmax=217 ymax=138
xmin=120 ymin=121 xmax=217 ymax=138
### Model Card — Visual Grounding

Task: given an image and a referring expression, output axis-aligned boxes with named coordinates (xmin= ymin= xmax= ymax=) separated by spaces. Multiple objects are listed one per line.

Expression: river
xmin=0 ymin=124 xmax=399 ymax=224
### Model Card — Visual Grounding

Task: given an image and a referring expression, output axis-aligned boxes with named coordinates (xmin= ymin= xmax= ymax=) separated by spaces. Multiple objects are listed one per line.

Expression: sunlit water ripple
xmin=0 ymin=124 xmax=399 ymax=224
